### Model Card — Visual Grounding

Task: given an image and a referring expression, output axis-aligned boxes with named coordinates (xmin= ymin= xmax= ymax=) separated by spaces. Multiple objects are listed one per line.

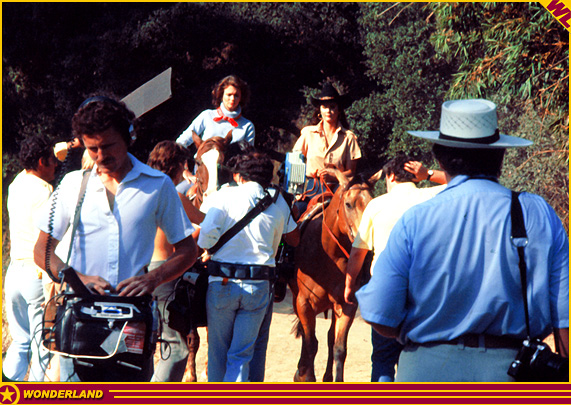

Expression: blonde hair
xmin=81 ymin=149 xmax=95 ymax=170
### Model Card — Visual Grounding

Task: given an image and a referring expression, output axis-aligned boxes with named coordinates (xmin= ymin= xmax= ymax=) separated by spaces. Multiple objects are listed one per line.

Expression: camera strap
xmin=44 ymin=168 xmax=92 ymax=284
xmin=209 ymin=187 xmax=280 ymax=255
xmin=510 ymin=191 xmax=531 ymax=340
xmin=65 ymin=169 xmax=92 ymax=266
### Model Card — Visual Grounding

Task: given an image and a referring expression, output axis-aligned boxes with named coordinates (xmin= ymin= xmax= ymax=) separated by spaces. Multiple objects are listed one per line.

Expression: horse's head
xmin=192 ymin=130 xmax=233 ymax=207
xmin=324 ymin=168 xmax=383 ymax=244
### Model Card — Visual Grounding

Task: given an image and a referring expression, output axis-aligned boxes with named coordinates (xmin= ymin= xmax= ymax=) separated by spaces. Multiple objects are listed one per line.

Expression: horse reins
xmin=318 ymin=174 xmax=352 ymax=260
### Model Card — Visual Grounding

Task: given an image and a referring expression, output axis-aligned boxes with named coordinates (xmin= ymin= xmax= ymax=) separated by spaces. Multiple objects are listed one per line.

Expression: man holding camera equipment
xmin=34 ymin=96 xmax=198 ymax=381
xmin=357 ymin=99 xmax=568 ymax=382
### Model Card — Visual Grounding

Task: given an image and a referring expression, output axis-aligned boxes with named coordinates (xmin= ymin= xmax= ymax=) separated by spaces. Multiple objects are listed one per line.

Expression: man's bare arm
xmin=554 ymin=328 xmax=569 ymax=358
xmin=367 ymin=321 xmax=400 ymax=339
xmin=344 ymin=247 xmax=369 ymax=304
xmin=117 ymin=234 xmax=198 ymax=297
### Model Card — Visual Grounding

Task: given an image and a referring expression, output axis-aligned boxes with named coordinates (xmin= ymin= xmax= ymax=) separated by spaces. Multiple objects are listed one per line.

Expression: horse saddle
xmin=297 ymin=192 xmax=332 ymax=236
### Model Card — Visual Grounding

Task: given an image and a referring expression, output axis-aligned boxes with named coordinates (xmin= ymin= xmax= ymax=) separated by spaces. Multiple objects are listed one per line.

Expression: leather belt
xmin=207 ymin=261 xmax=276 ymax=280
xmin=429 ymin=334 xmax=523 ymax=349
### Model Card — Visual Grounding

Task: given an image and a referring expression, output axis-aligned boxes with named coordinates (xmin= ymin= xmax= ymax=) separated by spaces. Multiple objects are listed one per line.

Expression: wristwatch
xmin=426 ymin=170 xmax=434 ymax=181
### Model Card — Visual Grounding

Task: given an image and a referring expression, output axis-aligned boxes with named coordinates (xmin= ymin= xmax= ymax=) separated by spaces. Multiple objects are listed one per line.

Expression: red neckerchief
xmin=213 ymin=107 xmax=241 ymax=127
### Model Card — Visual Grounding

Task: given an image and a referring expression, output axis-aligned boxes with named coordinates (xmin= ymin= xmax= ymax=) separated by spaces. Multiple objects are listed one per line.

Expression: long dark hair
xmin=211 ymin=75 xmax=251 ymax=107
xmin=147 ymin=140 xmax=190 ymax=181
xmin=309 ymin=103 xmax=350 ymax=128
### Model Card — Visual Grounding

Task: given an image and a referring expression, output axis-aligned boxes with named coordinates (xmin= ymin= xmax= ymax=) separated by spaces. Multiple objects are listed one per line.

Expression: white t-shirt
xmin=198 ymin=181 xmax=296 ymax=267
xmin=8 ymin=171 xmax=53 ymax=263
xmin=353 ymin=182 xmax=445 ymax=273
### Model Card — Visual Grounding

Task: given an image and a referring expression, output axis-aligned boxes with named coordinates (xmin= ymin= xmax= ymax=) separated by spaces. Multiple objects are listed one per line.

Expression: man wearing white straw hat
xmin=356 ymin=99 xmax=569 ymax=382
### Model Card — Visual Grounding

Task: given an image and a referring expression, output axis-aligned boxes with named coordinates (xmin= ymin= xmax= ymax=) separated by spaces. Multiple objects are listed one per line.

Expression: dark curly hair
xmin=147 ymin=141 xmax=190 ymax=182
xmin=432 ymin=144 xmax=505 ymax=178
xmin=383 ymin=152 xmax=417 ymax=183
xmin=218 ymin=140 xmax=256 ymax=185
xmin=72 ymin=95 xmax=135 ymax=147
xmin=19 ymin=135 xmax=54 ymax=171
xmin=226 ymin=151 xmax=274 ymax=189
xmin=211 ymin=75 xmax=250 ymax=108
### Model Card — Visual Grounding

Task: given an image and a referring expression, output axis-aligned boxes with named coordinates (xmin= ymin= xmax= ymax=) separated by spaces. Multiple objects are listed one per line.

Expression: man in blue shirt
xmin=356 ymin=99 xmax=569 ymax=382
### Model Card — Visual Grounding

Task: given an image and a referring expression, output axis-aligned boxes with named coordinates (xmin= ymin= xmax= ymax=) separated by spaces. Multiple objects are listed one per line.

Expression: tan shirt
xmin=293 ymin=121 xmax=361 ymax=177
xmin=353 ymin=182 xmax=446 ymax=274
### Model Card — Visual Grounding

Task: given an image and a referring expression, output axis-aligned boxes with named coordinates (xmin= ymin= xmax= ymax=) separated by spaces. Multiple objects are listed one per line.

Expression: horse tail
xmin=291 ymin=318 xmax=304 ymax=339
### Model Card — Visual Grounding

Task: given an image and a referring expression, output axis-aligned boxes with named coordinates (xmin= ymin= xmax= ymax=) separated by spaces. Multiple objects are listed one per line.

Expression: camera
xmin=166 ymin=282 xmax=193 ymax=336
xmin=508 ymin=339 xmax=569 ymax=382
xmin=167 ymin=267 xmax=208 ymax=335
xmin=273 ymin=241 xmax=296 ymax=303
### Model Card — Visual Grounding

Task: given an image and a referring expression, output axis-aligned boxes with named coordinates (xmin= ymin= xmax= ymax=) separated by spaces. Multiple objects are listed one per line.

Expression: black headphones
xmin=78 ymin=96 xmax=136 ymax=142
xmin=79 ymin=95 xmax=123 ymax=109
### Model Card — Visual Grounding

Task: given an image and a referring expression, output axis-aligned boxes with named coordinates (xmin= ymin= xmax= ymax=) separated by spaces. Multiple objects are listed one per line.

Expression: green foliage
xmin=352 ymin=3 xmax=453 ymax=171
xmin=2 ymin=2 xmax=568 ymax=230
xmin=501 ymin=103 xmax=569 ymax=228
xmin=430 ymin=2 xmax=568 ymax=118
xmin=429 ymin=2 xmax=569 ymax=229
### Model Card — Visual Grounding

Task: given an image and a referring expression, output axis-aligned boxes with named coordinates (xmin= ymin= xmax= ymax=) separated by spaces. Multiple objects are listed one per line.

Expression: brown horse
xmin=183 ymin=130 xmax=233 ymax=382
xmin=291 ymin=168 xmax=383 ymax=382
xmin=188 ymin=130 xmax=233 ymax=208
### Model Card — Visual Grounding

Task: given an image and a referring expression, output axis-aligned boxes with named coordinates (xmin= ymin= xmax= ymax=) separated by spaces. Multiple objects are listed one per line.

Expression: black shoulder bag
xmin=507 ymin=191 xmax=569 ymax=382
xmin=167 ymin=187 xmax=279 ymax=335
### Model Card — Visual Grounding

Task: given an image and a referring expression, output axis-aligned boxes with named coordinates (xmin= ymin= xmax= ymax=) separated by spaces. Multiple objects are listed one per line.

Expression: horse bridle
xmin=319 ymin=175 xmax=371 ymax=259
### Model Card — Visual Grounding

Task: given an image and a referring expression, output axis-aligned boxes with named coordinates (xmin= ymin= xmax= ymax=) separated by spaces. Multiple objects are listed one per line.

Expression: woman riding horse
xmin=293 ymin=83 xmax=362 ymax=216
xmin=176 ymin=75 xmax=255 ymax=149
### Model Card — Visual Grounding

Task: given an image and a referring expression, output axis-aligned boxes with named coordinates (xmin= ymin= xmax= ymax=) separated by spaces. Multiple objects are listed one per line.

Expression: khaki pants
xmin=396 ymin=342 xmax=519 ymax=382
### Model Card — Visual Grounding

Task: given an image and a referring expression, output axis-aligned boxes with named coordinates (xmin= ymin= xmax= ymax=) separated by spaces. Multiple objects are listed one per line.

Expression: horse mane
xmin=195 ymin=136 xmax=229 ymax=159
xmin=192 ymin=134 xmax=233 ymax=208
xmin=346 ymin=171 xmax=373 ymax=190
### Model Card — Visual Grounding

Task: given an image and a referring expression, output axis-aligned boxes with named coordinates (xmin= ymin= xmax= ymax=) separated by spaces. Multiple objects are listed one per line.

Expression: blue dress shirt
xmin=357 ymin=175 xmax=569 ymax=345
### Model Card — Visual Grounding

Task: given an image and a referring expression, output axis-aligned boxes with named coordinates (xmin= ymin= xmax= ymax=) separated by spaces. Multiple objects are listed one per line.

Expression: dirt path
xmin=186 ymin=288 xmax=373 ymax=382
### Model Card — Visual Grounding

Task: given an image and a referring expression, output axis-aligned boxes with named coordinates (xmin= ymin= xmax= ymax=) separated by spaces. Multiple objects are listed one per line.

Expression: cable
xmin=44 ymin=142 xmax=75 ymax=283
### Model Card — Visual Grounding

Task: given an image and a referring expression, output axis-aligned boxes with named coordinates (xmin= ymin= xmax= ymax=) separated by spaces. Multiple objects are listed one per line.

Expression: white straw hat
xmin=408 ymin=99 xmax=533 ymax=148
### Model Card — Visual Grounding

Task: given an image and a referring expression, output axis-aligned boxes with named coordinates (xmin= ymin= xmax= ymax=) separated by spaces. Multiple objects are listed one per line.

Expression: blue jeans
xmin=371 ymin=328 xmax=403 ymax=382
xmin=249 ymin=292 xmax=274 ymax=382
xmin=206 ymin=279 xmax=270 ymax=382
xmin=151 ymin=277 xmax=189 ymax=382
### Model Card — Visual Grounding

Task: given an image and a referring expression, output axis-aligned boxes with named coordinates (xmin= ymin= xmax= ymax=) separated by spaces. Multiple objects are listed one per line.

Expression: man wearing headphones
xmin=34 ymin=96 xmax=198 ymax=381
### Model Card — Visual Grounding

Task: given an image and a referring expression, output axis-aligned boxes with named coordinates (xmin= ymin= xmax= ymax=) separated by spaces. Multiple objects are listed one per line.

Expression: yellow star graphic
xmin=0 ymin=387 xmax=15 ymax=403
